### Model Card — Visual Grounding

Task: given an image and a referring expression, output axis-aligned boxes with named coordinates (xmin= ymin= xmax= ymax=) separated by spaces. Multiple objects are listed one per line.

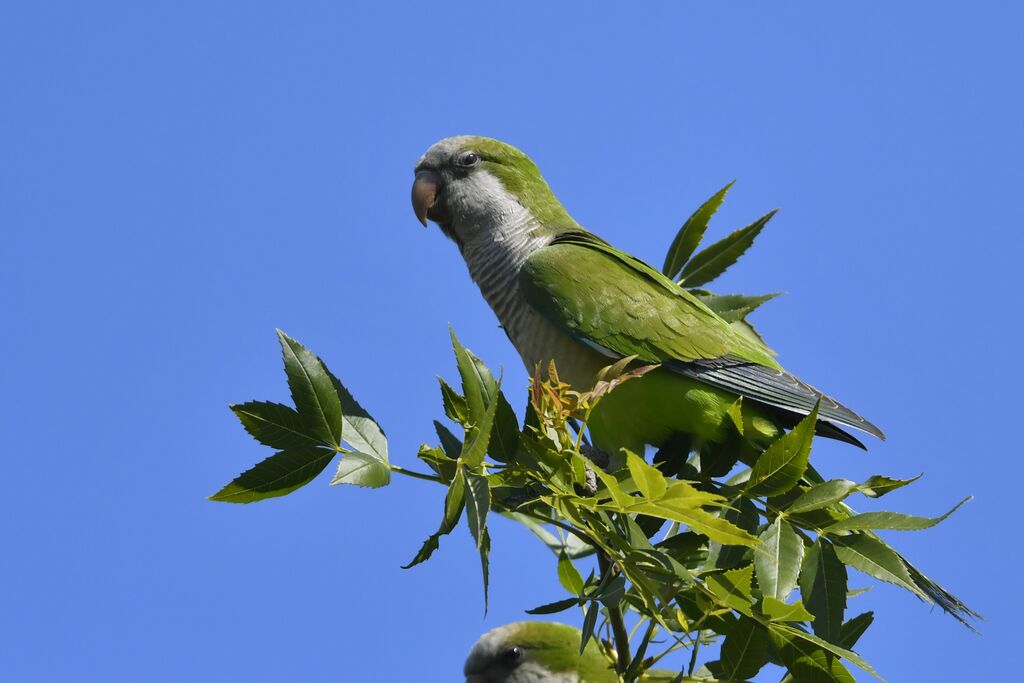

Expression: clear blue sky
xmin=2 ymin=2 xmax=1021 ymax=681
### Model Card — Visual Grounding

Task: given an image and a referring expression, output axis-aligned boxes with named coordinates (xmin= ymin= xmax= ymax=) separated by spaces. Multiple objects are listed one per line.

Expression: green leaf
xmin=829 ymin=535 xmax=925 ymax=599
xmin=754 ymin=517 xmax=804 ymax=601
xmin=209 ymin=445 xmax=335 ymax=503
xmin=276 ymin=330 xmax=343 ymax=447
xmin=450 ymin=328 xmax=497 ymax=423
xmin=706 ymin=564 xmax=755 ymax=615
xmin=557 ymin=550 xmax=585 ymax=595
xmin=788 ymin=480 xmax=858 ymax=514
xmin=679 ymin=209 xmax=776 ymax=287
xmin=768 ymin=627 xmax=857 ymax=683
xmin=694 ymin=291 xmax=781 ymax=323
xmin=837 ymin=612 xmax=874 ymax=650
xmin=433 ymin=421 xmax=463 ymax=460
xmin=800 ymin=539 xmax=847 ymax=644
xmin=503 ymin=512 xmax=594 ymax=559
xmin=726 ymin=397 xmax=745 ymax=436
xmin=479 ymin=527 xmax=491 ymax=613
xmin=630 ymin=503 xmax=759 ymax=547
xmin=706 ymin=496 xmax=759 ymax=570
xmin=461 ymin=372 xmax=503 ymax=470
xmin=579 ymin=601 xmax=599 ymax=654
xmin=439 ymin=377 xmax=468 ymax=424
xmin=526 ymin=597 xmax=578 ymax=615
xmin=746 ymin=404 xmax=818 ymax=497
xmin=626 ymin=450 xmax=668 ymax=500
xmin=488 ymin=390 xmax=520 ymax=463
xmin=857 ymin=474 xmax=921 ymax=498
xmin=230 ymin=401 xmax=320 ymax=450
xmin=465 ymin=468 xmax=491 ymax=549
xmin=770 ymin=624 xmax=880 ymax=681
xmin=402 ymin=468 xmax=465 ymax=569
xmin=719 ymin=615 xmax=769 ymax=680
xmin=326 ymin=369 xmax=388 ymax=461
xmin=662 ymin=181 xmax=734 ymax=280
xmin=329 ymin=451 xmax=391 ymax=488
xmin=760 ymin=596 xmax=815 ymax=622
xmin=824 ymin=497 xmax=970 ymax=533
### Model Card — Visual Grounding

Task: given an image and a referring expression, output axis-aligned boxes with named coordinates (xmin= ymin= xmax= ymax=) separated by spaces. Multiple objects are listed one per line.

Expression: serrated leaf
xmin=754 ymin=517 xmax=803 ymax=601
xmin=760 ymin=596 xmax=815 ymax=622
xmin=770 ymin=624 xmax=880 ymax=681
xmin=526 ymin=597 xmax=578 ymax=615
xmin=719 ymin=615 xmax=769 ymax=680
xmin=825 ymin=497 xmax=970 ymax=533
xmin=557 ymin=550 xmax=585 ymax=595
xmin=630 ymin=503 xmax=759 ymax=547
xmin=326 ymin=369 xmax=388 ymax=461
xmin=461 ymin=373 xmax=503 ymax=470
xmin=230 ymin=401 xmax=320 ymax=450
xmin=800 ymin=539 xmax=847 ymax=643
xmin=276 ymin=330 xmax=343 ymax=447
xmin=746 ymin=404 xmax=818 ymax=497
xmin=706 ymin=496 xmax=759 ymax=570
xmin=857 ymin=474 xmax=921 ymax=498
xmin=488 ymin=390 xmax=520 ymax=463
xmin=837 ymin=612 xmax=874 ymax=650
xmin=768 ymin=627 xmax=857 ymax=683
xmin=209 ymin=445 xmax=335 ymax=503
xmin=829 ymin=535 xmax=925 ymax=600
xmin=726 ymin=397 xmax=745 ymax=435
xmin=663 ymin=181 xmax=734 ymax=279
xmin=465 ymin=469 xmax=490 ymax=549
xmin=329 ymin=451 xmax=390 ymax=488
xmin=694 ymin=291 xmax=781 ymax=323
xmin=679 ymin=210 xmax=776 ymax=287
xmin=706 ymin=564 xmax=755 ymax=615
xmin=626 ymin=450 xmax=668 ymax=500
xmin=439 ymin=377 xmax=468 ymax=424
xmin=789 ymin=480 xmax=858 ymax=514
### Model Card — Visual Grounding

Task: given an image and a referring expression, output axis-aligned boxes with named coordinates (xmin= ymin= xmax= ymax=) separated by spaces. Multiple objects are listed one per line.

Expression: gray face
xmin=463 ymin=626 xmax=527 ymax=683
xmin=412 ymin=137 xmax=524 ymax=246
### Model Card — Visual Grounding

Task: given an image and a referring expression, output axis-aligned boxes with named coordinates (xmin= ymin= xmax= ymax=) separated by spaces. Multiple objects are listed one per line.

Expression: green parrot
xmin=464 ymin=621 xmax=617 ymax=683
xmin=412 ymin=136 xmax=883 ymax=463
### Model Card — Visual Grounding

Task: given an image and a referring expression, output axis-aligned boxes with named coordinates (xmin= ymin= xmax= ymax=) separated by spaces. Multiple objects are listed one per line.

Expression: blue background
xmin=2 ymin=2 xmax=1020 ymax=680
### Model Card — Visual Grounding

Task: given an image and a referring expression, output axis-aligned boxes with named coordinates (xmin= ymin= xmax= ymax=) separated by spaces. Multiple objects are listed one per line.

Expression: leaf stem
xmin=389 ymin=465 xmax=444 ymax=483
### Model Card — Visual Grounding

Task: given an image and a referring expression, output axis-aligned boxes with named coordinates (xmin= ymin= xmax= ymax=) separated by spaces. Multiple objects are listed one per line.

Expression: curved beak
xmin=412 ymin=169 xmax=442 ymax=227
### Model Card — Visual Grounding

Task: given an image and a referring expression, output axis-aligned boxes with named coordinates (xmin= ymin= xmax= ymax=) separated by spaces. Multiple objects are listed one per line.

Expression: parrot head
xmin=463 ymin=621 xmax=616 ymax=683
xmin=412 ymin=136 xmax=579 ymax=246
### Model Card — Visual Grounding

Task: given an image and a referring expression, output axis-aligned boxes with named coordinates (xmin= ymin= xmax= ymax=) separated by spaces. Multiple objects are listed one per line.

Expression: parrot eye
xmin=457 ymin=151 xmax=481 ymax=167
xmin=502 ymin=646 xmax=524 ymax=665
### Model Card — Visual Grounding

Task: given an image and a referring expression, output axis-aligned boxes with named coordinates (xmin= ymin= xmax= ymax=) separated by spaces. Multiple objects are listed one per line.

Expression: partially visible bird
xmin=412 ymin=136 xmax=883 ymax=463
xmin=464 ymin=621 xmax=616 ymax=683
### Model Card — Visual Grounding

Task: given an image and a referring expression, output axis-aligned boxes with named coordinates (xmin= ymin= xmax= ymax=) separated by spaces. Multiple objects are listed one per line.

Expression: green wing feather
xmin=519 ymin=231 xmax=884 ymax=440
xmin=520 ymin=231 xmax=779 ymax=368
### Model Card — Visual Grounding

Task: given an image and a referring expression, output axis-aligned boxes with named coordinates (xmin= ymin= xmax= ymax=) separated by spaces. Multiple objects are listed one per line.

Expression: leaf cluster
xmin=212 ymin=184 xmax=978 ymax=682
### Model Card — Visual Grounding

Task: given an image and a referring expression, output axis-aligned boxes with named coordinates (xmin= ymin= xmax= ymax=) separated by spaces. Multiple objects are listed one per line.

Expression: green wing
xmin=520 ymin=231 xmax=779 ymax=368
xmin=520 ymin=231 xmax=884 ymax=440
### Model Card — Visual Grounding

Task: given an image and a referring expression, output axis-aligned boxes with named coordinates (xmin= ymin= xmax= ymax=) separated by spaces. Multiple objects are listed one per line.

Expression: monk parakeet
xmin=464 ymin=621 xmax=617 ymax=683
xmin=412 ymin=136 xmax=883 ymax=462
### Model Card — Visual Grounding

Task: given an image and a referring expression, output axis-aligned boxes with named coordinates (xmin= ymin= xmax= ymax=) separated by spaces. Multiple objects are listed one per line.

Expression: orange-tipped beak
xmin=411 ymin=169 xmax=441 ymax=227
